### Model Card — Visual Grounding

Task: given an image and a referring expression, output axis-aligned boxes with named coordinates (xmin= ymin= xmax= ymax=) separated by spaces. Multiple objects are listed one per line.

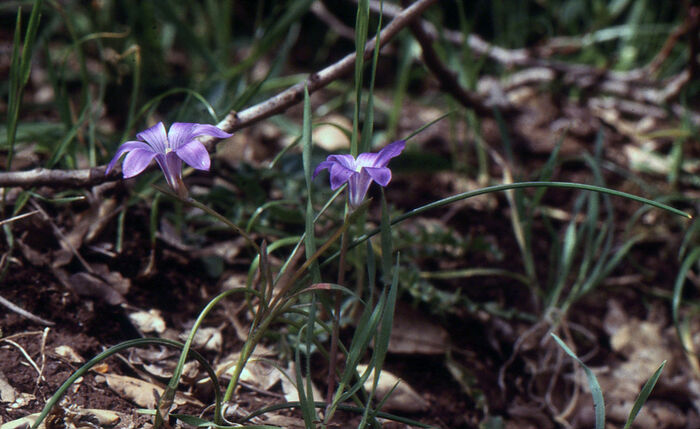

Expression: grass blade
xmin=302 ymin=85 xmax=321 ymax=283
xmin=672 ymin=247 xmax=700 ymax=348
xmin=623 ymin=360 xmax=666 ymax=429
xmin=351 ymin=0 xmax=370 ymax=157
xmin=551 ymin=333 xmax=604 ymax=429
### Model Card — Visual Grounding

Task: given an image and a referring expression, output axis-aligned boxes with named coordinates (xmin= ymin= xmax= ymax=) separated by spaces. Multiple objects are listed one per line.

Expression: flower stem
xmin=326 ymin=210 xmax=351 ymax=403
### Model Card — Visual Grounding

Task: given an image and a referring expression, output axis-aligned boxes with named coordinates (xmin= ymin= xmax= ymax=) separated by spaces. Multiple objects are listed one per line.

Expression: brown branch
xmin=206 ymin=0 xmax=438 ymax=144
xmin=310 ymin=1 xmax=355 ymax=41
xmin=369 ymin=0 xmax=693 ymax=105
xmin=0 ymin=0 xmax=438 ymax=190
xmin=0 ymin=166 xmax=115 ymax=189
xmin=408 ymin=17 xmax=510 ymax=117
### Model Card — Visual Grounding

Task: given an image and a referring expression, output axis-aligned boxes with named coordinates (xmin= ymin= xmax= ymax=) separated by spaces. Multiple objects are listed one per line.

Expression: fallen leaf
xmin=1 ymin=413 xmax=39 ymax=429
xmin=54 ymin=345 xmax=84 ymax=364
xmin=129 ymin=310 xmax=166 ymax=335
xmin=216 ymin=346 xmax=277 ymax=379
xmin=388 ymin=304 xmax=449 ymax=355
xmin=68 ymin=264 xmax=130 ymax=306
xmin=263 ymin=414 xmax=307 ymax=428
xmin=96 ymin=373 xmax=202 ymax=409
xmin=1 ymin=408 xmax=125 ymax=429
xmin=53 ymin=198 xmax=117 ymax=268
xmin=0 ymin=371 xmax=17 ymax=403
xmin=281 ymin=362 xmax=322 ymax=403
xmin=178 ymin=326 xmax=222 ymax=351
xmin=356 ymin=364 xmax=428 ymax=413
xmin=68 ymin=408 xmax=122 ymax=428
xmin=239 ymin=359 xmax=281 ymax=391
xmin=68 ymin=272 xmax=125 ymax=305
xmin=7 ymin=393 xmax=35 ymax=410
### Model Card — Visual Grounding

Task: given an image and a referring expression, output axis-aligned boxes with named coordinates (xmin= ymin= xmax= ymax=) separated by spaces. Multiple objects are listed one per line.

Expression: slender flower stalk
xmin=106 ymin=122 xmax=231 ymax=196
xmin=313 ymin=140 xmax=405 ymax=207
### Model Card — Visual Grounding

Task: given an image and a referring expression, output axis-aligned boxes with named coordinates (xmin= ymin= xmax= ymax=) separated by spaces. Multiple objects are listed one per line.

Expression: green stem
xmin=155 ymin=288 xmax=252 ymax=428
xmin=222 ymin=299 xmax=294 ymax=402
xmin=326 ymin=211 xmax=351 ymax=403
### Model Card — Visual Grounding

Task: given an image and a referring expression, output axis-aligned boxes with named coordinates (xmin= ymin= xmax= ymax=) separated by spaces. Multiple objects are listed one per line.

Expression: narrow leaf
xmin=551 ymin=333 xmax=605 ymax=429
xmin=623 ymin=360 xmax=666 ymax=429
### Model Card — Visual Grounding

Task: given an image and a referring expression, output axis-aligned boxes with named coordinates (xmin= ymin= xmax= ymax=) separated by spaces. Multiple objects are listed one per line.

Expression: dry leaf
xmin=357 ymin=364 xmax=428 ymax=413
xmin=388 ymin=304 xmax=448 ymax=355
xmin=590 ymin=300 xmax=684 ymax=428
xmin=1 ymin=409 xmax=124 ymax=429
xmin=263 ymin=414 xmax=307 ymax=428
xmin=281 ymin=362 xmax=322 ymax=403
xmin=67 ymin=408 xmax=122 ymax=428
xmin=1 ymin=413 xmax=39 ymax=429
xmin=216 ymin=345 xmax=277 ymax=379
xmin=68 ymin=264 xmax=130 ymax=305
xmin=0 ymin=371 xmax=17 ymax=403
xmin=239 ymin=359 xmax=281 ymax=391
xmin=129 ymin=310 xmax=166 ymax=335
xmin=53 ymin=198 xmax=117 ymax=268
xmin=179 ymin=326 xmax=222 ymax=351
xmin=6 ymin=393 xmax=35 ymax=410
xmin=68 ymin=272 xmax=125 ymax=305
xmin=96 ymin=373 xmax=202 ymax=409
xmin=54 ymin=345 xmax=84 ymax=364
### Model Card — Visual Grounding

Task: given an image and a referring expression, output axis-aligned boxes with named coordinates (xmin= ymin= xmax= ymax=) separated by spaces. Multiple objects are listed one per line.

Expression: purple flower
xmin=313 ymin=140 xmax=405 ymax=208
xmin=106 ymin=122 xmax=231 ymax=196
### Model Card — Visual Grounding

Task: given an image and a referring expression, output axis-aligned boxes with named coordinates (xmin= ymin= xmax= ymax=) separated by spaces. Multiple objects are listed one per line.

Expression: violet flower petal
xmin=328 ymin=162 xmax=355 ymax=190
xmin=348 ymin=171 xmax=373 ymax=207
xmin=363 ymin=166 xmax=392 ymax=187
xmin=312 ymin=160 xmax=334 ymax=178
xmin=155 ymin=152 xmax=184 ymax=189
xmin=122 ymin=148 xmax=159 ymax=178
xmin=192 ymin=124 xmax=232 ymax=139
xmin=106 ymin=141 xmax=153 ymax=174
xmin=107 ymin=121 xmax=230 ymax=196
xmin=326 ymin=154 xmax=357 ymax=171
xmin=371 ymin=140 xmax=405 ymax=167
xmin=168 ymin=123 xmax=232 ymax=150
xmin=136 ymin=122 xmax=168 ymax=153
xmin=175 ymin=140 xmax=211 ymax=171
xmin=167 ymin=122 xmax=198 ymax=150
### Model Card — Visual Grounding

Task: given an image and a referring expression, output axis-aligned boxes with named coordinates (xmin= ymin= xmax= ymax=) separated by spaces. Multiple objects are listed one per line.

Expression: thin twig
xmin=1 ymin=338 xmax=45 ymax=379
xmin=311 ymin=1 xmax=355 ymax=40
xmin=0 ymin=210 xmax=39 ymax=226
xmin=37 ymin=327 xmax=50 ymax=388
xmin=0 ymin=0 xmax=439 ymax=190
xmin=0 ymin=294 xmax=55 ymax=326
xmin=408 ymin=17 xmax=508 ymax=117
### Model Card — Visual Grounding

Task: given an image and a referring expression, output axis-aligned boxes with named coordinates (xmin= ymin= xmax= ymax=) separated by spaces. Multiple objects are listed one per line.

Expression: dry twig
xmin=0 ymin=294 xmax=55 ymax=326
xmin=408 ymin=16 xmax=508 ymax=117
